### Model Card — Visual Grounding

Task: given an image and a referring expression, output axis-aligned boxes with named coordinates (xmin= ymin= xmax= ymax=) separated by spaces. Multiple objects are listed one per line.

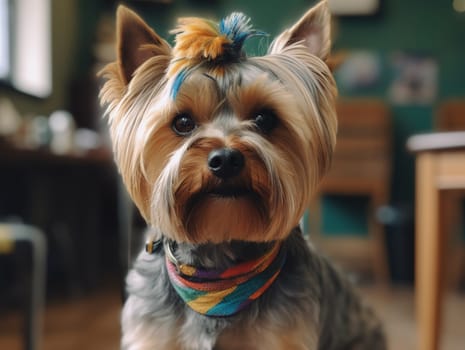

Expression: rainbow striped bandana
xmin=165 ymin=242 xmax=286 ymax=317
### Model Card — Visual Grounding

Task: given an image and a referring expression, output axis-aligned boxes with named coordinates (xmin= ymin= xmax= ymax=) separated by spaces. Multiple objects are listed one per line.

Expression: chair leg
xmin=416 ymin=153 xmax=444 ymax=350
xmin=442 ymin=193 xmax=465 ymax=290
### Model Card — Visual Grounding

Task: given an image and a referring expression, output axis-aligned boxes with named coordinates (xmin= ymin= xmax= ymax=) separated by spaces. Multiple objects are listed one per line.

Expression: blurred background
xmin=0 ymin=0 xmax=464 ymax=349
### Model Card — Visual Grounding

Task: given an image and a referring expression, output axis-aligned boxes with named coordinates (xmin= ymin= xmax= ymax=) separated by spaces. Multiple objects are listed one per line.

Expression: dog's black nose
xmin=207 ymin=148 xmax=244 ymax=179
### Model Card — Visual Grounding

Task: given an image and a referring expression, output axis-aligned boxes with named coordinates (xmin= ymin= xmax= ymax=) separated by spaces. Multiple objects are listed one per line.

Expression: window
xmin=0 ymin=0 xmax=52 ymax=98
xmin=0 ymin=0 xmax=10 ymax=80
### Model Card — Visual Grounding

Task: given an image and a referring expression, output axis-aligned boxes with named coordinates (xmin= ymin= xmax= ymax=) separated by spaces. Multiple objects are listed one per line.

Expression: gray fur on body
xmin=122 ymin=227 xmax=386 ymax=350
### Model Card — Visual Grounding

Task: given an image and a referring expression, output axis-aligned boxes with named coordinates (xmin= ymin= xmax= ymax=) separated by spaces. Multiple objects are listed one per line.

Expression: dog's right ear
xmin=116 ymin=5 xmax=171 ymax=85
xmin=269 ymin=0 xmax=331 ymax=61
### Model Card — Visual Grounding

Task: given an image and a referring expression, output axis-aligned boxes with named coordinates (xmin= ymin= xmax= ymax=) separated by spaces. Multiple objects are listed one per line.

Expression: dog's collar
xmin=160 ymin=240 xmax=286 ymax=317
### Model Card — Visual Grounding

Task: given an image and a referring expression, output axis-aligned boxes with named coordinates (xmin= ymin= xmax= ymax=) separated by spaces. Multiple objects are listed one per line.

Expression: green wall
xmin=4 ymin=0 xmax=463 ymax=235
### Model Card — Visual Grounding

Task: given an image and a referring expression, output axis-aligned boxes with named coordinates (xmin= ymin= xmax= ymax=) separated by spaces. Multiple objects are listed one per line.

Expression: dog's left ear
xmin=116 ymin=5 xmax=171 ymax=85
xmin=269 ymin=0 xmax=331 ymax=60
xmin=99 ymin=6 xmax=171 ymax=104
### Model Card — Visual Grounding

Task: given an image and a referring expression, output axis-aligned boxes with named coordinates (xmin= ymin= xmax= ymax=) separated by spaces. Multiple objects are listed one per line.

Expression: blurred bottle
xmin=49 ymin=110 xmax=75 ymax=154
xmin=0 ymin=98 xmax=21 ymax=141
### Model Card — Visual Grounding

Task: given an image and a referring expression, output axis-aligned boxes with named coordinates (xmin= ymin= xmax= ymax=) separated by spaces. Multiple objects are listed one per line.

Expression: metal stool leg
xmin=0 ymin=224 xmax=47 ymax=350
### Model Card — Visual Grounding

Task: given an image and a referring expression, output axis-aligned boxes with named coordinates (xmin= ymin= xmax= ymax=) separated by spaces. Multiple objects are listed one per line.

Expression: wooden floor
xmin=1 ymin=283 xmax=464 ymax=350
xmin=361 ymin=286 xmax=465 ymax=350
xmin=0 ymin=286 xmax=121 ymax=350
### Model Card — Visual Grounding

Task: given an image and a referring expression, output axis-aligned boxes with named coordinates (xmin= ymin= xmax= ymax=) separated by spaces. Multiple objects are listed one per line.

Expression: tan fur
xmin=175 ymin=136 xmax=270 ymax=243
xmin=100 ymin=54 xmax=336 ymax=242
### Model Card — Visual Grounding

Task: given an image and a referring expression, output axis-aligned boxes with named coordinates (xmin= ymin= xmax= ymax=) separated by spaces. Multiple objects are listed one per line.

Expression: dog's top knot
xmin=170 ymin=12 xmax=263 ymax=67
xmin=168 ymin=13 xmax=266 ymax=97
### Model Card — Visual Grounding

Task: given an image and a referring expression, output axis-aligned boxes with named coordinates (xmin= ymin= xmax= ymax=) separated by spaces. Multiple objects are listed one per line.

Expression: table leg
xmin=416 ymin=153 xmax=444 ymax=350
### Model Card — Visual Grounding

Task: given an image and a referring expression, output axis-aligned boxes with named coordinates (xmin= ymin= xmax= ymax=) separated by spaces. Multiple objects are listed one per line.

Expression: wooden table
xmin=0 ymin=142 xmax=117 ymax=293
xmin=407 ymin=131 xmax=465 ymax=350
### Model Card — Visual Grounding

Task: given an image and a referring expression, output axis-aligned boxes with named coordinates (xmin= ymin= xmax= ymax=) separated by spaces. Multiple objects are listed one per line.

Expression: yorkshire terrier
xmin=99 ymin=1 xmax=386 ymax=349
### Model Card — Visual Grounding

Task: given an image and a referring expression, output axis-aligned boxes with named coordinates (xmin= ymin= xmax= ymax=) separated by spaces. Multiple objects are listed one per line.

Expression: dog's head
xmin=100 ymin=1 xmax=337 ymax=244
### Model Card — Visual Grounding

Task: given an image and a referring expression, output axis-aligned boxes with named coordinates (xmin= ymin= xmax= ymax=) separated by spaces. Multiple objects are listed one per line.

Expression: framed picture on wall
xmin=130 ymin=0 xmax=173 ymax=3
xmin=328 ymin=0 xmax=380 ymax=16
xmin=388 ymin=52 xmax=438 ymax=106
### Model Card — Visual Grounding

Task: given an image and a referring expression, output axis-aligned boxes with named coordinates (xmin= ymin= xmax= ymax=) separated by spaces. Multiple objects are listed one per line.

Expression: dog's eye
xmin=253 ymin=109 xmax=278 ymax=134
xmin=172 ymin=114 xmax=197 ymax=136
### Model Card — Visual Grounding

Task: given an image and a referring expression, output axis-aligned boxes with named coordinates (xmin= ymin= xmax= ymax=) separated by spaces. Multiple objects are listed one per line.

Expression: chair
xmin=435 ymin=99 xmax=465 ymax=289
xmin=308 ymin=98 xmax=392 ymax=284
xmin=436 ymin=99 xmax=465 ymax=131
